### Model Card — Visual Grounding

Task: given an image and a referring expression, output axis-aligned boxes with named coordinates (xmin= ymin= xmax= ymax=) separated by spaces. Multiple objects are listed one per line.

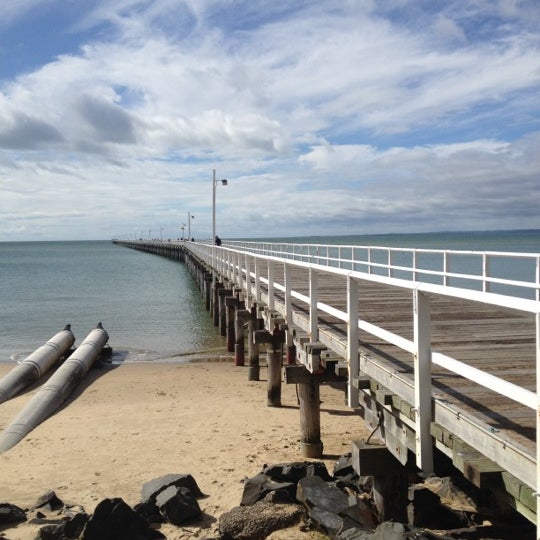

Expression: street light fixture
xmin=188 ymin=212 xmax=195 ymax=240
xmin=212 ymin=168 xmax=228 ymax=270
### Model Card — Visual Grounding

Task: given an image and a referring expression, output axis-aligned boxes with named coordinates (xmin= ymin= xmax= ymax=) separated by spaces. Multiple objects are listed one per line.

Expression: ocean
xmin=1 ymin=230 xmax=539 ymax=363
xmin=0 ymin=240 xmax=224 ymax=363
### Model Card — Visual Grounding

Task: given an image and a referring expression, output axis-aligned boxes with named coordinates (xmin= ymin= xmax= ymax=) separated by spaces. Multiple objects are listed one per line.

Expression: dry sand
xmin=0 ymin=359 xmax=369 ymax=539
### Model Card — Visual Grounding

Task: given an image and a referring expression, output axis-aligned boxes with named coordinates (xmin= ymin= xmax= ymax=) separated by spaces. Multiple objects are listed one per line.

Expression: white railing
xmin=224 ymin=240 xmax=540 ymax=301
xmin=184 ymin=241 xmax=540 ymax=520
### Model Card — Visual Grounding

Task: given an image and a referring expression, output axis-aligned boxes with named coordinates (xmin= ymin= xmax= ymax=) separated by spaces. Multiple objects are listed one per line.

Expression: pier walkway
xmin=113 ymin=238 xmax=540 ymax=530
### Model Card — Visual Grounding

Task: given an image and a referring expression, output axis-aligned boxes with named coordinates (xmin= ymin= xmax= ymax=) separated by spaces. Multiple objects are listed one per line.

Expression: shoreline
xmin=0 ymin=360 xmax=367 ymax=539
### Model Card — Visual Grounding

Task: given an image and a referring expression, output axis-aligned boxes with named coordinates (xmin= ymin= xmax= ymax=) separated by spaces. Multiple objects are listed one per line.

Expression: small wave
xmin=108 ymin=346 xmax=231 ymax=364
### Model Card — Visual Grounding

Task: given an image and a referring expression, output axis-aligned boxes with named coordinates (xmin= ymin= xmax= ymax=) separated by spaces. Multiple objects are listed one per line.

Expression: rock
xmin=219 ymin=501 xmax=304 ymax=540
xmin=0 ymin=502 xmax=27 ymax=524
xmin=263 ymin=462 xmax=332 ymax=483
xmin=63 ymin=510 xmax=89 ymax=538
xmin=308 ymin=506 xmax=344 ymax=537
xmin=34 ymin=490 xmax=64 ymax=512
xmin=141 ymin=473 xmax=204 ymax=505
xmin=333 ymin=453 xmax=362 ymax=493
xmin=155 ymin=485 xmax=201 ymax=525
xmin=297 ymin=476 xmax=351 ymax=514
xmin=408 ymin=485 xmax=470 ymax=529
xmin=241 ymin=473 xmax=296 ymax=506
xmin=134 ymin=500 xmax=163 ymax=524
xmin=339 ymin=496 xmax=378 ymax=530
xmin=423 ymin=476 xmax=478 ymax=513
xmin=81 ymin=497 xmax=164 ymax=540
xmin=35 ymin=524 xmax=65 ymax=539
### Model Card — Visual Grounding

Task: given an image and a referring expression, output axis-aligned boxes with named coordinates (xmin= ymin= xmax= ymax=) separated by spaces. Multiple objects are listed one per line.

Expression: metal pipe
xmin=0 ymin=325 xmax=75 ymax=405
xmin=0 ymin=323 xmax=109 ymax=453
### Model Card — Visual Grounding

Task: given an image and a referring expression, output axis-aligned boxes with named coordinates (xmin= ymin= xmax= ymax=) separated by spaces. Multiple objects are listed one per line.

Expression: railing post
xmin=388 ymin=249 xmax=392 ymax=278
xmin=535 ymin=310 xmax=540 ymax=539
xmin=413 ymin=288 xmax=434 ymax=473
xmin=535 ymin=257 xmax=540 ymax=302
xmin=368 ymin=248 xmax=372 ymax=275
xmin=413 ymin=250 xmax=417 ymax=282
xmin=483 ymin=253 xmax=490 ymax=293
xmin=284 ymin=263 xmax=295 ymax=363
xmin=347 ymin=274 xmax=359 ymax=408
xmin=268 ymin=260 xmax=275 ymax=311
xmin=231 ymin=252 xmax=238 ymax=287
xmin=244 ymin=254 xmax=251 ymax=298
xmin=255 ymin=258 xmax=261 ymax=303
xmin=309 ymin=267 xmax=318 ymax=341
xmin=443 ymin=251 xmax=449 ymax=286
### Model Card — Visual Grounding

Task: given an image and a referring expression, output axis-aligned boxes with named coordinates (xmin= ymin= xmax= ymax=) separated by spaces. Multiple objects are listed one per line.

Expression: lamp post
xmin=180 ymin=223 xmax=185 ymax=241
xmin=212 ymin=168 xmax=228 ymax=269
xmin=187 ymin=212 xmax=195 ymax=240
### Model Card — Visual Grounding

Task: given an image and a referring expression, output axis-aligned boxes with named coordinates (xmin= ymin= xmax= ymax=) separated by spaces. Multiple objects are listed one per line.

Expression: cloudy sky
xmin=0 ymin=0 xmax=539 ymax=241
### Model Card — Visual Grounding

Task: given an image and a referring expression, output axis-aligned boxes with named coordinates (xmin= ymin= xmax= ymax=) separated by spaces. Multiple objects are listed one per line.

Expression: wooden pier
xmin=113 ymin=239 xmax=540 ymax=529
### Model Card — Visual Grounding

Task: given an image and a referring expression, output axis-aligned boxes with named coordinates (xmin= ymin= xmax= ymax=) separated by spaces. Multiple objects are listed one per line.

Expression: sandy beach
xmin=0 ymin=359 xmax=368 ymax=539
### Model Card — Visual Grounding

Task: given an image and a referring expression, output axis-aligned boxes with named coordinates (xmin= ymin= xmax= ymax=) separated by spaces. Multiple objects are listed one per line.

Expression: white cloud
xmin=0 ymin=1 xmax=539 ymax=240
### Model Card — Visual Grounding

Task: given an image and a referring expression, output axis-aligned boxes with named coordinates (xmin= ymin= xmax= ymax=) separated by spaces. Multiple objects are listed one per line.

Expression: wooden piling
xmin=212 ymin=280 xmax=222 ymax=327
xmin=247 ymin=305 xmax=260 ymax=381
xmin=218 ymin=288 xmax=232 ymax=337
xmin=298 ymin=375 xmax=323 ymax=457
xmin=235 ymin=309 xmax=251 ymax=367
xmin=225 ymin=296 xmax=237 ymax=353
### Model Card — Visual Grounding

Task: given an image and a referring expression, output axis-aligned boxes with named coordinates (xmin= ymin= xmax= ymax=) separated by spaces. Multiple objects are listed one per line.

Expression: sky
xmin=0 ymin=0 xmax=539 ymax=241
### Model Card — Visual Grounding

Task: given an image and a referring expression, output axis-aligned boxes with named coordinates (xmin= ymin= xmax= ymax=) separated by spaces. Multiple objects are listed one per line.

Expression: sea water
xmin=0 ymin=241 xmax=223 ymax=363
xmin=1 ymin=230 xmax=539 ymax=363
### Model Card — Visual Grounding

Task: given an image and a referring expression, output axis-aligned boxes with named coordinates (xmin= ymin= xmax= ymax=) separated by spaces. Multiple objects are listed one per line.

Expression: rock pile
xmin=0 ymin=474 xmax=205 ymax=540
xmin=0 ymin=457 xmax=536 ymax=539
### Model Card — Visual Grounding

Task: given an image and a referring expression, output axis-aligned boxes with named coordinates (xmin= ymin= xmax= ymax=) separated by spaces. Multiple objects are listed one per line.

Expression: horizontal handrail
xmin=224 ymin=240 xmax=540 ymax=301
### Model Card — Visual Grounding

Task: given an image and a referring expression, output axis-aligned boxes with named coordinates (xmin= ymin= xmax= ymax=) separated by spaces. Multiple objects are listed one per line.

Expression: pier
xmin=113 ymin=238 xmax=540 ymax=529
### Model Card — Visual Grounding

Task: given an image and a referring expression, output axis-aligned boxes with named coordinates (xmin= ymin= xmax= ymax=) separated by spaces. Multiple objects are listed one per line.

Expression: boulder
xmin=297 ymin=476 xmax=351 ymax=514
xmin=241 ymin=473 xmax=296 ymax=506
xmin=0 ymin=502 xmax=27 ymax=525
xmin=219 ymin=501 xmax=304 ymax=540
xmin=263 ymin=461 xmax=332 ymax=483
xmin=81 ymin=497 xmax=164 ymax=540
xmin=408 ymin=485 xmax=470 ymax=529
xmin=141 ymin=473 xmax=204 ymax=505
xmin=155 ymin=485 xmax=201 ymax=525
xmin=34 ymin=490 xmax=64 ymax=512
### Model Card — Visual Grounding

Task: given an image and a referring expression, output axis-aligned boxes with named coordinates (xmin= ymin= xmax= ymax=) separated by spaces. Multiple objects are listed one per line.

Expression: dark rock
xmin=423 ymin=476 xmax=478 ymax=513
xmin=141 ymin=473 xmax=204 ymax=505
xmin=35 ymin=524 xmax=65 ymax=540
xmin=333 ymin=453 xmax=362 ymax=493
xmin=263 ymin=461 xmax=332 ymax=483
xmin=134 ymin=500 xmax=164 ymax=524
xmin=308 ymin=506 xmax=345 ymax=537
xmin=241 ymin=473 xmax=296 ymax=506
xmin=0 ymin=502 xmax=26 ymax=524
xmin=34 ymin=490 xmax=64 ymax=512
xmin=63 ymin=510 xmax=89 ymax=538
xmin=371 ymin=521 xmax=408 ymax=540
xmin=218 ymin=501 xmax=304 ymax=540
xmin=155 ymin=485 xmax=201 ymax=525
xmin=296 ymin=476 xmax=350 ymax=514
xmin=408 ymin=486 xmax=470 ymax=529
xmin=340 ymin=496 xmax=378 ymax=530
xmin=333 ymin=453 xmax=355 ymax=477
xmin=81 ymin=497 xmax=159 ymax=540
